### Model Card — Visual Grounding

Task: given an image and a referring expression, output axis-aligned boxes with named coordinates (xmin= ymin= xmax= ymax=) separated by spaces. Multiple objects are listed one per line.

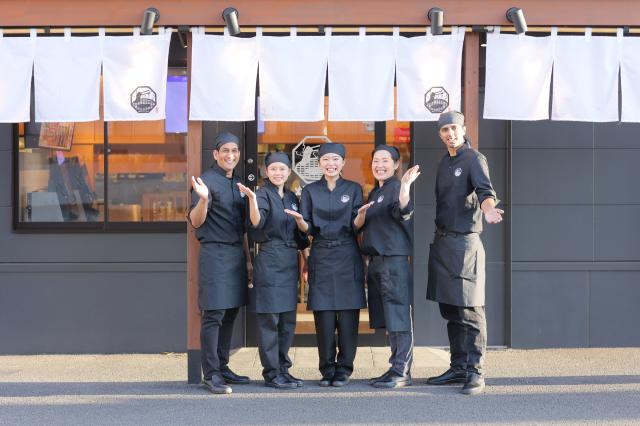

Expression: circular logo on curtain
xmin=131 ymin=86 xmax=158 ymax=113
xmin=424 ymin=87 xmax=450 ymax=113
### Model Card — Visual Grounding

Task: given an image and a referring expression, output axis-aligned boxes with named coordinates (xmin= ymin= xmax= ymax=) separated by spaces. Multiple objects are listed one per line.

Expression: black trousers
xmin=200 ymin=308 xmax=239 ymax=380
xmin=438 ymin=303 xmax=486 ymax=375
xmin=388 ymin=329 xmax=414 ymax=376
xmin=256 ymin=310 xmax=297 ymax=381
xmin=313 ymin=309 xmax=360 ymax=378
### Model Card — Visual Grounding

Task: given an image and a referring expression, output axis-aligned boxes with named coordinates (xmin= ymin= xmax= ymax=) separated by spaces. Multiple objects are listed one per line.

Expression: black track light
xmin=506 ymin=7 xmax=528 ymax=34
xmin=141 ymin=7 xmax=160 ymax=35
xmin=428 ymin=7 xmax=444 ymax=35
xmin=222 ymin=7 xmax=241 ymax=36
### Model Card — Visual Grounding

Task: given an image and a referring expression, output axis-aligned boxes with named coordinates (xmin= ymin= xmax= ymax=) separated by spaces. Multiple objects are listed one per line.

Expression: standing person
xmin=237 ymin=152 xmax=308 ymax=390
xmin=360 ymin=145 xmax=420 ymax=389
xmin=285 ymin=143 xmax=367 ymax=387
xmin=189 ymin=131 xmax=253 ymax=395
xmin=426 ymin=111 xmax=503 ymax=395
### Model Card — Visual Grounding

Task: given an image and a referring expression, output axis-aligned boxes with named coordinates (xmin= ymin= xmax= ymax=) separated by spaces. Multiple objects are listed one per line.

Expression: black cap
xmin=265 ymin=152 xmax=291 ymax=168
xmin=372 ymin=145 xmax=400 ymax=161
xmin=318 ymin=143 xmax=346 ymax=159
xmin=437 ymin=111 xmax=465 ymax=129
xmin=214 ymin=131 xmax=240 ymax=150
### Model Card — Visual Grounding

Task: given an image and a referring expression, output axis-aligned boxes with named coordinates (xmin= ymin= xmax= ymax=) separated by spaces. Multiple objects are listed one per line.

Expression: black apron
xmin=251 ymin=240 xmax=299 ymax=313
xmin=307 ymin=237 xmax=366 ymax=311
xmin=367 ymin=255 xmax=413 ymax=332
xmin=427 ymin=232 xmax=485 ymax=307
xmin=198 ymin=242 xmax=248 ymax=311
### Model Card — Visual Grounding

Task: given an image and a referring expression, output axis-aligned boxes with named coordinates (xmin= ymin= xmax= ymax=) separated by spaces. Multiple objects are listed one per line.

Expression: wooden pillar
xmin=186 ymin=31 xmax=203 ymax=384
xmin=464 ymin=31 xmax=480 ymax=149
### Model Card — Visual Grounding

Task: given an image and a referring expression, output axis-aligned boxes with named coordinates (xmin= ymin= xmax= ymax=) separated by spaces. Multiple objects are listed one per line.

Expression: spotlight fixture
xmin=506 ymin=7 xmax=528 ymax=34
xmin=141 ymin=7 xmax=160 ymax=35
xmin=222 ymin=7 xmax=241 ymax=36
xmin=428 ymin=7 xmax=444 ymax=35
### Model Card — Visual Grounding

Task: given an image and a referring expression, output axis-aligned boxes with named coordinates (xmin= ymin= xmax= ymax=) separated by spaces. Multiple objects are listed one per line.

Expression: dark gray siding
xmin=0 ymin=123 xmax=188 ymax=354
xmin=510 ymin=121 xmax=640 ymax=348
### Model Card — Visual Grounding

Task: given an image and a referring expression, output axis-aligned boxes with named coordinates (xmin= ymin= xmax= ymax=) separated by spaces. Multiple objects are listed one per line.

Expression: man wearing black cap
xmin=426 ymin=111 xmax=503 ymax=395
xmin=189 ymin=130 xmax=252 ymax=395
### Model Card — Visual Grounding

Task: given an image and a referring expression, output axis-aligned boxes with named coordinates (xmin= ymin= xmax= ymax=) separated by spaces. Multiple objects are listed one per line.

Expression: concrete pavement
xmin=1 ymin=347 xmax=640 ymax=425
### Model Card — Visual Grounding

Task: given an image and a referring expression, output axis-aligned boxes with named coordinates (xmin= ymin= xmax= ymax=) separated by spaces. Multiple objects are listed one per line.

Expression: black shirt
xmin=300 ymin=177 xmax=363 ymax=241
xmin=189 ymin=163 xmax=246 ymax=244
xmin=361 ymin=176 xmax=414 ymax=256
xmin=435 ymin=142 xmax=497 ymax=234
xmin=249 ymin=181 xmax=305 ymax=247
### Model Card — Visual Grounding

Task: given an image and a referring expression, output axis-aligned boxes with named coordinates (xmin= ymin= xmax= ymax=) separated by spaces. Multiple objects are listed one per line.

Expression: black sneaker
xmin=319 ymin=375 xmax=333 ymax=387
xmin=460 ymin=372 xmax=485 ymax=395
xmin=201 ymin=375 xmax=232 ymax=394
xmin=373 ymin=371 xmax=412 ymax=389
xmin=369 ymin=369 xmax=392 ymax=385
xmin=221 ymin=369 xmax=250 ymax=384
xmin=265 ymin=373 xmax=298 ymax=390
xmin=331 ymin=373 xmax=350 ymax=387
xmin=426 ymin=367 xmax=467 ymax=385
xmin=282 ymin=372 xmax=304 ymax=387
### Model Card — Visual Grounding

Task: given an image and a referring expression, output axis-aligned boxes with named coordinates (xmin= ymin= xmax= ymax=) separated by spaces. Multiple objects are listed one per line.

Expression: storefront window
xmin=16 ymin=70 xmax=187 ymax=229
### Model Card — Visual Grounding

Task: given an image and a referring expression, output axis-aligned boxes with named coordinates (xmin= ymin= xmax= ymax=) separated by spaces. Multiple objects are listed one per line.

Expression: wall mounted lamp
xmin=506 ymin=7 xmax=528 ymax=34
xmin=222 ymin=7 xmax=241 ymax=36
xmin=141 ymin=7 xmax=160 ymax=35
xmin=428 ymin=7 xmax=444 ymax=35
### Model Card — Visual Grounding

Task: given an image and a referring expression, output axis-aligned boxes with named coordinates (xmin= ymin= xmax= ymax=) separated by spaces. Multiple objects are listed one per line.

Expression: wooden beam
xmin=2 ymin=0 xmax=640 ymax=26
xmin=463 ymin=32 xmax=480 ymax=149
xmin=186 ymin=32 xmax=201 ymax=353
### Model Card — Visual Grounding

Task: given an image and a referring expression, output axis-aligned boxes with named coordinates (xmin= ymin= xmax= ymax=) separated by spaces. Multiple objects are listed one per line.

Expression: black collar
xmin=264 ymin=179 xmax=287 ymax=196
xmin=212 ymin=162 xmax=235 ymax=178
xmin=375 ymin=175 xmax=398 ymax=189
xmin=320 ymin=175 xmax=344 ymax=189
xmin=449 ymin=141 xmax=470 ymax=158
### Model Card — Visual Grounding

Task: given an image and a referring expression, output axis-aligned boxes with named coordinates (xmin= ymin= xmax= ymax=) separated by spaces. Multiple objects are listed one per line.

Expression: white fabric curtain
xmin=328 ymin=29 xmax=395 ymax=121
xmin=552 ymin=29 xmax=621 ymax=122
xmin=483 ymin=28 xmax=554 ymax=120
xmin=102 ymin=27 xmax=172 ymax=121
xmin=621 ymin=35 xmax=640 ymax=122
xmin=0 ymin=30 xmax=35 ymax=123
xmin=34 ymin=29 xmax=103 ymax=122
xmin=258 ymin=28 xmax=329 ymax=122
xmin=189 ymin=28 xmax=259 ymax=121
xmin=396 ymin=27 xmax=465 ymax=121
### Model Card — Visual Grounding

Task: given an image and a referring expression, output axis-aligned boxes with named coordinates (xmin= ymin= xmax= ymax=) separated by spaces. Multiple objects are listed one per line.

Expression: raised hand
xmin=237 ymin=182 xmax=256 ymax=200
xmin=357 ymin=202 xmax=375 ymax=215
xmin=484 ymin=208 xmax=504 ymax=224
xmin=284 ymin=209 xmax=304 ymax=222
xmin=191 ymin=176 xmax=209 ymax=201
xmin=401 ymin=165 xmax=421 ymax=188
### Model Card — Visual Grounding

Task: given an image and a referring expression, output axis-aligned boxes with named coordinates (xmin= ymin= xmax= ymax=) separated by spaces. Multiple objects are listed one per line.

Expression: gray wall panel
xmin=0 ymin=124 xmax=11 ymax=151
xmin=485 ymin=262 xmax=506 ymax=346
xmin=0 ymin=207 xmax=187 ymax=263
xmin=512 ymin=149 xmax=593 ymax=205
xmin=511 ymin=271 xmax=589 ymax=348
xmin=0 ymin=150 xmax=10 ymax=207
xmin=512 ymin=205 xmax=594 ymax=262
xmin=595 ymin=205 xmax=640 ymax=261
xmin=512 ymin=121 xmax=593 ymax=149
xmin=413 ymin=148 xmax=441 ymax=206
xmin=413 ymin=122 xmax=440 ymax=150
xmin=482 ymin=149 xmax=507 ymax=204
xmin=479 ymin=119 xmax=508 ymax=149
xmin=0 ymin=270 xmax=186 ymax=354
xmin=594 ymin=122 xmax=640 ymax=149
xmin=590 ymin=271 xmax=640 ymax=346
xmin=594 ymin=149 xmax=640 ymax=204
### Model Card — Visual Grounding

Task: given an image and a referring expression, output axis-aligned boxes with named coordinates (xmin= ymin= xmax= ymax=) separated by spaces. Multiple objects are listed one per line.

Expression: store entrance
xmin=244 ymin=97 xmax=412 ymax=346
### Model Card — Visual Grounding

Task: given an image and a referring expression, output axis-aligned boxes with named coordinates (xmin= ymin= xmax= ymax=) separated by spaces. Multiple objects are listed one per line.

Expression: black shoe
xmin=461 ymin=372 xmax=485 ymax=395
xmin=201 ymin=375 xmax=232 ymax=394
xmin=373 ymin=371 xmax=412 ymax=389
xmin=331 ymin=373 xmax=350 ymax=387
xmin=265 ymin=373 xmax=298 ymax=390
xmin=369 ymin=369 xmax=392 ymax=385
xmin=282 ymin=372 xmax=304 ymax=387
xmin=426 ymin=367 xmax=467 ymax=385
xmin=319 ymin=375 xmax=333 ymax=387
xmin=221 ymin=369 xmax=250 ymax=384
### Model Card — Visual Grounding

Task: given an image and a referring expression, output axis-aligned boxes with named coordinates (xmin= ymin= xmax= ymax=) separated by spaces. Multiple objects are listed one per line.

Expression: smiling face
xmin=438 ymin=123 xmax=466 ymax=151
xmin=371 ymin=150 xmax=399 ymax=182
xmin=266 ymin=162 xmax=291 ymax=187
xmin=319 ymin=153 xmax=345 ymax=178
xmin=213 ymin=142 xmax=240 ymax=175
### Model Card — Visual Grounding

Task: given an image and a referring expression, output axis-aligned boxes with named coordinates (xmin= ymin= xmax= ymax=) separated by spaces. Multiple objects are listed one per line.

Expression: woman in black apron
xmin=285 ymin=143 xmax=368 ymax=387
xmin=238 ymin=152 xmax=308 ymax=390
xmin=360 ymin=145 xmax=420 ymax=388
